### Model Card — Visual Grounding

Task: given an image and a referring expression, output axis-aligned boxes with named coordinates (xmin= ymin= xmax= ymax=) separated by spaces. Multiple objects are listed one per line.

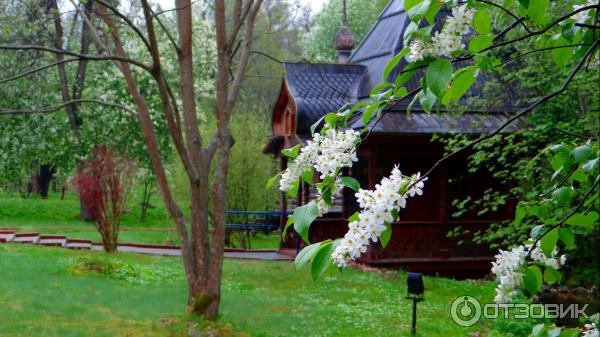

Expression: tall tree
xmin=0 ymin=0 xmax=263 ymax=317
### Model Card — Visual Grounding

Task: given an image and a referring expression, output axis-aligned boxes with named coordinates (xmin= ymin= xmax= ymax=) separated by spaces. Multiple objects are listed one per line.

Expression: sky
xmin=155 ymin=0 xmax=327 ymax=13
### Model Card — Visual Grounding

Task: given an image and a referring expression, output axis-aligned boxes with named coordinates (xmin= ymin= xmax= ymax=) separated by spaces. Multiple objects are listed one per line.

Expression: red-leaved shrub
xmin=74 ymin=146 xmax=133 ymax=253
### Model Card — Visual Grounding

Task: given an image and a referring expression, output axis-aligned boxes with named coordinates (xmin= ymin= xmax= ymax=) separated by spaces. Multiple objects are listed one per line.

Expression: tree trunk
xmin=37 ymin=164 xmax=55 ymax=198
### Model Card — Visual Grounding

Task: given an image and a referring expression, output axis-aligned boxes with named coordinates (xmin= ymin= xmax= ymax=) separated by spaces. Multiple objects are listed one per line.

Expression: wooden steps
xmin=0 ymin=228 xmax=290 ymax=260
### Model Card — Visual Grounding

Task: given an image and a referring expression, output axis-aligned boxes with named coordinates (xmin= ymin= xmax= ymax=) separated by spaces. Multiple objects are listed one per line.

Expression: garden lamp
xmin=405 ymin=272 xmax=425 ymax=335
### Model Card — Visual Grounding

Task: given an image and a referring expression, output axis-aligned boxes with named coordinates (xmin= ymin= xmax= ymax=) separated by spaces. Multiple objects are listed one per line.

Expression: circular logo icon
xmin=450 ymin=296 xmax=481 ymax=327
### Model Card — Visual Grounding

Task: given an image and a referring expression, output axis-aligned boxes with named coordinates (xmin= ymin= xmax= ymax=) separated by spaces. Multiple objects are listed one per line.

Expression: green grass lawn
xmin=0 ymin=192 xmax=280 ymax=249
xmin=0 ymin=244 xmax=536 ymax=337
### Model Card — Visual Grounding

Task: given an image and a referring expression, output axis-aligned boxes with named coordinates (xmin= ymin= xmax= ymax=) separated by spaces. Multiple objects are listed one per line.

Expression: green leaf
xmin=293 ymin=201 xmax=319 ymax=243
xmin=348 ymin=211 xmax=360 ymax=222
xmin=286 ymin=181 xmax=299 ymax=198
xmin=527 ymin=0 xmax=548 ymax=25
xmin=310 ymin=115 xmax=326 ymax=134
xmin=449 ymin=66 xmax=479 ymax=103
xmin=407 ymin=0 xmax=432 ymax=23
xmin=282 ymin=215 xmax=294 ymax=238
xmin=265 ymin=175 xmax=278 ymax=190
xmin=338 ymin=176 xmax=361 ymax=191
xmin=324 ymin=112 xmax=339 ymax=127
xmin=345 ymin=101 xmax=370 ymax=125
xmin=559 ymin=227 xmax=574 ymax=249
xmin=583 ymin=158 xmax=598 ymax=173
xmin=383 ymin=54 xmax=403 ymax=81
xmin=362 ymin=101 xmax=383 ymax=126
xmin=294 ymin=241 xmax=323 ymax=269
xmin=424 ymin=1 xmax=442 ymax=24
xmin=517 ymin=0 xmax=529 ymax=10
xmin=523 ymin=265 xmax=543 ymax=294
xmin=571 ymin=145 xmax=593 ymax=163
xmin=547 ymin=327 xmax=562 ymax=337
xmin=544 ymin=266 xmax=562 ymax=285
xmin=565 ymin=211 xmax=599 ymax=228
xmin=426 ymin=59 xmax=453 ymax=98
xmin=530 ymin=323 xmax=545 ymax=337
xmin=552 ymin=187 xmax=571 ymax=207
xmin=530 ymin=225 xmax=544 ymax=239
xmin=469 ymin=34 xmax=495 ymax=52
xmin=418 ymin=89 xmax=437 ymax=113
xmin=558 ymin=328 xmax=581 ymax=337
xmin=380 ymin=222 xmax=392 ymax=248
xmin=395 ymin=68 xmax=417 ymax=87
xmin=552 ymin=37 xmax=572 ymax=68
xmin=301 ymin=170 xmax=313 ymax=184
xmin=311 ymin=240 xmax=336 ymax=281
xmin=281 ymin=144 xmax=301 ymax=158
xmin=403 ymin=21 xmax=419 ymax=42
xmin=394 ymin=86 xmax=408 ymax=98
xmin=514 ymin=204 xmax=526 ymax=226
xmin=540 ymin=228 xmax=559 ymax=257
xmin=406 ymin=90 xmax=420 ymax=114
xmin=370 ymin=82 xmax=393 ymax=97
xmin=473 ymin=11 xmax=491 ymax=34
xmin=391 ymin=208 xmax=399 ymax=220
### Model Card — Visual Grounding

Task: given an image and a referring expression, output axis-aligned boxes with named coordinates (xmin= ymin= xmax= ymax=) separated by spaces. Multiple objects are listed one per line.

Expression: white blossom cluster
xmin=583 ymin=323 xmax=599 ymax=337
xmin=331 ymin=166 xmax=426 ymax=267
xmin=490 ymin=245 xmax=527 ymax=303
xmin=407 ymin=5 xmax=476 ymax=62
xmin=279 ymin=129 xmax=360 ymax=192
xmin=491 ymin=240 xmax=567 ymax=303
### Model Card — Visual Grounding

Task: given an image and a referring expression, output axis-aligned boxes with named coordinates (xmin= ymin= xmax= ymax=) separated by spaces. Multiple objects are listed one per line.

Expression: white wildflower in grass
xmin=406 ymin=4 xmax=476 ymax=61
xmin=491 ymin=239 xmax=567 ymax=303
xmin=331 ymin=166 xmax=427 ymax=267
xmin=279 ymin=129 xmax=360 ymax=192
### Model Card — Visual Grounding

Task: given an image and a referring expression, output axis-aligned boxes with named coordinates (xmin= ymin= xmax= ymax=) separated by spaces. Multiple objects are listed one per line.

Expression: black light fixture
xmin=406 ymin=272 xmax=425 ymax=336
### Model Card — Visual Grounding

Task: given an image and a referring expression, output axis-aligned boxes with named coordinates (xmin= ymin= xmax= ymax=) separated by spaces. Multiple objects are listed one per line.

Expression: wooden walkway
xmin=0 ymin=228 xmax=292 ymax=261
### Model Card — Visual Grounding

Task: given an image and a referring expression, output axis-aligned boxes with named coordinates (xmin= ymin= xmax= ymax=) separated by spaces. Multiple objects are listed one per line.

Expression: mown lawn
xmin=0 ymin=244 xmax=536 ymax=337
xmin=0 ymin=192 xmax=279 ymax=249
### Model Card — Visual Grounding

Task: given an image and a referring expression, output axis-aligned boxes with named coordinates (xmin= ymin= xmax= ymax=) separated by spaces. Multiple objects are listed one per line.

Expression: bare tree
xmin=0 ymin=0 xmax=263 ymax=317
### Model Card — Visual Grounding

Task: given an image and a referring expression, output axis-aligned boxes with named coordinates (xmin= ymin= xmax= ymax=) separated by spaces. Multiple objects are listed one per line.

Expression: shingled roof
xmin=283 ymin=63 xmax=368 ymax=133
xmin=273 ymin=0 xmax=521 ymax=140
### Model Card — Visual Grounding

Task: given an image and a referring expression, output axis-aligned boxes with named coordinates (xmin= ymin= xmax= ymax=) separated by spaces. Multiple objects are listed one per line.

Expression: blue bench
xmin=225 ymin=211 xmax=290 ymax=249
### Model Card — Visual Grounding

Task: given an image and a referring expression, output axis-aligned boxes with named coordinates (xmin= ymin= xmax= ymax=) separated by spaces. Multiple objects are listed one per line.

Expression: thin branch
xmin=556 ymin=128 xmax=598 ymax=140
xmin=476 ymin=0 xmax=531 ymax=33
xmin=538 ymin=166 xmax=578 ymax=199
xmin=480 ymin=4 xmax=600 ymax=54
xmin=227 ymin=0 xmax=253 ymax=46
xmin=413 ymin=40 xmax=599 ymax=188
xmin=152 ymin=0 xmax=200 ymax=17
xmin=0 ymin=44 xmax=152 ymax=72
xmin=0 ymin=57 xmax=79 ymax=84
xmin=0 ymin=99 xmax=136 ymax=115
xmin=227 ymin=0 xmax=263 ymax=110
xmin=93 ymin=0 xmax=152 ymax=53
xmin=527 ymin=177 xmax=600 ymax=259
xmin=250 ymin=50 xmax=282 ymax=64
xmin=149 ymin=7 xmax=181 ymax=54
xmin=576 ymin=23 xmax=600 ymax=29
xmin=499 ymin=43 xmax=592 ymax=67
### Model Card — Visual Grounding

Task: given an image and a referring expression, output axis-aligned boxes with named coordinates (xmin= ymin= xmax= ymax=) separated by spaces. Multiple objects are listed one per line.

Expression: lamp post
xmin=405 ymin=272 xmax=425 ymax=336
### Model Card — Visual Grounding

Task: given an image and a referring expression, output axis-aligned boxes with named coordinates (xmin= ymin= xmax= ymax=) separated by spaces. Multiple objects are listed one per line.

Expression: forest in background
xmin=0 ymin=0 xmax=388 ymax=213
